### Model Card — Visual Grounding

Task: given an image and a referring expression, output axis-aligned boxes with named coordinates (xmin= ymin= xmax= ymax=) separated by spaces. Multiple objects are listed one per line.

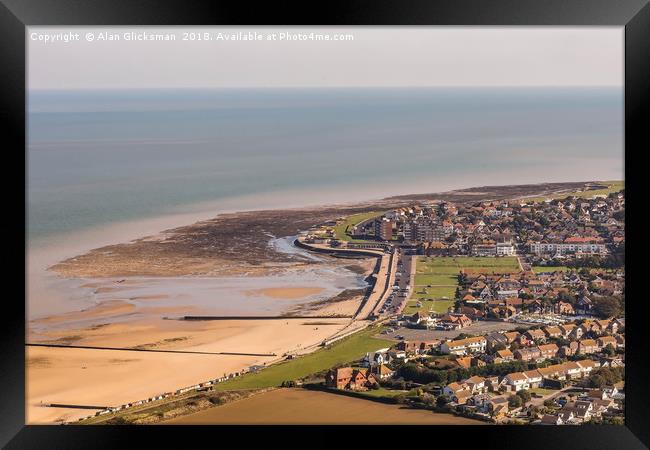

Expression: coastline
xmin=26 ymin=180 xmax=617 ymax=424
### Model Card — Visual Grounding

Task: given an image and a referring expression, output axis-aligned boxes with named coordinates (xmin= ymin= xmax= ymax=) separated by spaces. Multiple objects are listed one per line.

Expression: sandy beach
xmin=27 ymin=316 xmax=355 ymax=423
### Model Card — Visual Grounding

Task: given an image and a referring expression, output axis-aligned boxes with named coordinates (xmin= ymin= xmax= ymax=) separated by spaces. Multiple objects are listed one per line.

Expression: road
xmin=370 ymin=248 xmax=398 ymax=317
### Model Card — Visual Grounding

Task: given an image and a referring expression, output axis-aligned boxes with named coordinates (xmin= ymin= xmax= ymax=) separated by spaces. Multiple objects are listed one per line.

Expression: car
xmin=395 ymin=335 xmax=404 ymax=340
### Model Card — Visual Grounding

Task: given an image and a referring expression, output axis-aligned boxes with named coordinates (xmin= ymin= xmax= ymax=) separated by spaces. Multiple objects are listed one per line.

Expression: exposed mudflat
xmin=50 ymin=181 xmax=591 ymax=278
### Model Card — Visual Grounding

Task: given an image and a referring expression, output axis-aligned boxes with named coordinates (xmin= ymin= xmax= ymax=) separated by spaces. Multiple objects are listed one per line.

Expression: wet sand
xmin=245 ymin=287 xmax=325 ymax=299
xmin=165 ymin=388 xmax=485 ymax=425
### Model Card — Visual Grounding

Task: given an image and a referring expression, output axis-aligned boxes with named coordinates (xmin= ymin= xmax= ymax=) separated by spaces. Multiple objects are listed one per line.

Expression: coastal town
xmin=72 ymin=183 xmax=625 ymax=425
xmin=299 ymin=186 xmax=625 ymax=425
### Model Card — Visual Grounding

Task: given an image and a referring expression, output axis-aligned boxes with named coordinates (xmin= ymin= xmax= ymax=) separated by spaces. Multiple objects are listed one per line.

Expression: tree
xmin=508 ymin=395 xmax=523 ymax=408
xmin=517 ymin=389 xmax=532 ymax=403
xmin=603 ymin=343 xmax=616 ymax=357
xmin=436 ymin=395 xmax=450 ymax=408
xmin=543 ymin=399 xmax=556 ymax=408
xmin=490 ymin=343 xmax=506 ymax=354
xmin=422 ymin=393 xmax=436 ymax=408
xmin=593 ymin=296 xmax=622 ymax=318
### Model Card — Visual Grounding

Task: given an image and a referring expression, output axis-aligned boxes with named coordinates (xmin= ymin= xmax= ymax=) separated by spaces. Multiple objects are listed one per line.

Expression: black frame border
xmin=1 ymin=0 xmax=649 ymax=448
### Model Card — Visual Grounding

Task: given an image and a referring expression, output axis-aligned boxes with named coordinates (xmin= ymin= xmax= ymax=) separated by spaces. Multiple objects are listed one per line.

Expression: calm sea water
xmin=28 ymin=87 xmax=623 ymax=247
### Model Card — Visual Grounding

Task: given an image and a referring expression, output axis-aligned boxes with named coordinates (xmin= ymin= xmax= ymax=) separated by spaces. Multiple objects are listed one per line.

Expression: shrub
xmin=508 ymin=395 xmax=523 ymax=408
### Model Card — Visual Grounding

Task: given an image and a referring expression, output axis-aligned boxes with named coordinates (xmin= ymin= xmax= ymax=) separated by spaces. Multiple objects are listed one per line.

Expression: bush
xmin=394 ymin=393 xmax=408 ymax=405
xmin=517 ymin=389 xmax=532 ymax=403
xmin=508 ymin=395 xmax=523 ymax=408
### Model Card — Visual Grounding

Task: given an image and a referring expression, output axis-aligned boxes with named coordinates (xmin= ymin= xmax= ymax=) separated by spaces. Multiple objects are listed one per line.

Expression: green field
xmin=212 ymin=326 xmax=392 ymax=391
xmin=358 ymin=388 xmax=408 ymax=399
xmin=333 ymin=211 xmax=384 ymax=242
xmin=403 ymin=299 xmax=454 ymax=315
xmin=406 ymin=256 xmax=519 ymax=314
xmin=532 ymin=266 xmax=571 ymax=273
xmin=524 ymin=180 xmax=623 ymax=203
xmin=411 ymin=286 xmax=456 ymax=300
xmin=413 ymin=274 xmax=458 ymax=286
xmin=415 ymin=257 xmax=520 ymax=282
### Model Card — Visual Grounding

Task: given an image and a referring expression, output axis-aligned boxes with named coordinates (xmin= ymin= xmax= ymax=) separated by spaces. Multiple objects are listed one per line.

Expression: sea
xmin=26 ymin=87 xmax=623 ymax=318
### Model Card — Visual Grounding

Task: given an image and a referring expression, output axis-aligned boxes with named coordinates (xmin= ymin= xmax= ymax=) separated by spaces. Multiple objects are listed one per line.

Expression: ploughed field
xmin=164 ymin=388 xmax=485 ymax=425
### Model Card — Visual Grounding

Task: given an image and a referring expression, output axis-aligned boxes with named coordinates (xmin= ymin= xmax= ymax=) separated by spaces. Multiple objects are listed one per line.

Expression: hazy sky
xmin=28 ymin=27 xmax=623 ymax=89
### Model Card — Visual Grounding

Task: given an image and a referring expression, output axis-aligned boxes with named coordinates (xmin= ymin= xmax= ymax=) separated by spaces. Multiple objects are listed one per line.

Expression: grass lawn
xmin=403 ymin=299 xmax=454 ymax=315
xmin=407 ymin=256 xmax=519 ymax=313
xmin=333 ymin=211 xmax=383 ymax=242
xmin=358 ymin=388 xmax=408 ymax=399
xmin=529 ymin=387 xmax=559 ymax=396
xmin=524 ymin=180 xmax=623 ymax=203
xmin=416 ymin=256 xmax=519 ymax=271
xmin=212 ymin=326 xmax=392 ymax=391
xmin=411 ymin=286 xmax=456 ymax=299
xmin=414 ymin=274 xmax=458 ymax=286
xmin=532 ymin=266 xmax=572 ymax=273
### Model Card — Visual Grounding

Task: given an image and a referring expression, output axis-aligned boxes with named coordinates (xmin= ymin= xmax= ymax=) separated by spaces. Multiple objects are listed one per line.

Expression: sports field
xmin=405 ymin=256 xmax=520 ymax=314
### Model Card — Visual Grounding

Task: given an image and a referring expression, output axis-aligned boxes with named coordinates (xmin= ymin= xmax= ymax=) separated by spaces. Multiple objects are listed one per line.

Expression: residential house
xmin=514 ymin=347 xmax=542 ymax=362
xmin=559 ymin=341 xmax=579 ymax=357
xmin=576 ymin=359 xmax=598 ymax=375
xmin=488 ymin=397 xmax=509 ymax=418
xmin=555 ymin=301 xmax=575 ymax=315
xmin=539 ymin=414 xmax=564 ymax=425
xmin=442 ymin=381 xmax=471 ymax=398
xmin=371 ymin=364 xmax=395 ymax=380
xmin=325 ymin=367 xmax=377 ymax=391
xmin=395 ymin=340 xmax=439 ymax=354
xmin=538 ymin=343 xmax=559 ymax=360
xmin=486 ymin=332 xmax=510 ymax=351
xmin=559 ymin=323 xmax=577 ymax=338
xmin=440 ymin=336 xmax=487 ymax=355
xmin=578 ymin=339 xmax=599 ymax=354
xmin=543 ymin=326 xmax=562 ymax=339
xmin=525 ymin=328 xmax=547 ymax=343
xmin=494 ymin=349 xmax=514 ymax=362
xmin=465 ymin=376 xmax=487 ymax=394
xmin=503 ymin=372 xmax=531 ymax=391
xmin=597 ymin=335 xmax=618 ymax=349
xmin=522 ymin=370 xmax=543 ymax=389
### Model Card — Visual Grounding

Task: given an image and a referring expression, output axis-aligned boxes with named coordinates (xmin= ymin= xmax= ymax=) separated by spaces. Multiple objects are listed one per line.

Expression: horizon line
xmin=28 ymin=84 xmax=623 ymax=92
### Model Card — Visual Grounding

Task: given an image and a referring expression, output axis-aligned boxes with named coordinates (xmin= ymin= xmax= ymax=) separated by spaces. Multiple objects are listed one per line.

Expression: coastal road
xmin=395 ymin=251 xmax=416 ymax=315
xmin=370 ymin=248 xmax=398 ymax=317
xmin=355 ymin=251 xmax=393 ymax=320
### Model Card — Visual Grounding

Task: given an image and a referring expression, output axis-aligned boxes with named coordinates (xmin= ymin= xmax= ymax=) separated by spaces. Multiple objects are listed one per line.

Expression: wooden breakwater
xmin=182 ymin=315 xmax=352 ymax=321
xmin=26 ymin=343 xmax=276 ymax=357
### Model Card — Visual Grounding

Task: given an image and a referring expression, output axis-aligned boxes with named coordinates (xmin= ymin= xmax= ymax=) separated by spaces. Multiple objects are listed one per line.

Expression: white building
xmin=529 ymin=241 xmax=607 ymax=256
xmin=496 ymin=240 xmax=516 ymax=256
xmin=440 ymin=336 xmax=487 ymax=355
